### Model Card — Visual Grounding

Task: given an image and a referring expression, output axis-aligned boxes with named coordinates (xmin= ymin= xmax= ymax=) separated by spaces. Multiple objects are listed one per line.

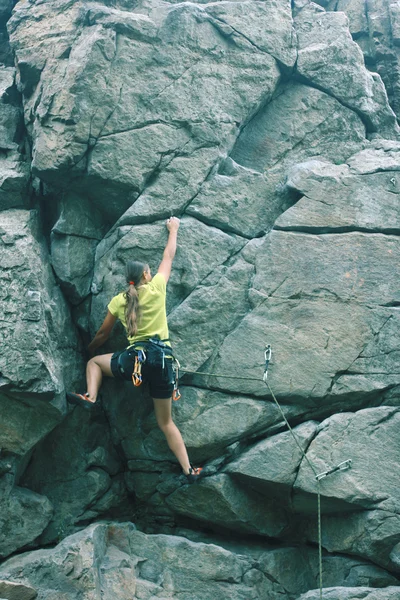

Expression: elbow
xmin=97 ymin=330 xmax=110 ymax=341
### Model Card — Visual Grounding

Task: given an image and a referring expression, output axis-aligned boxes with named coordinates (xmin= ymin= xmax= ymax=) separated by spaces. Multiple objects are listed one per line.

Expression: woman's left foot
xmin=66 ymin=392 xmax=95 ymax=410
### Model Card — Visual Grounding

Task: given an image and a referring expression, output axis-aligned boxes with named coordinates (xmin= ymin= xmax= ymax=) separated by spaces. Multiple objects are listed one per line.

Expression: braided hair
xmin=124 ymin=261 xmax=148 ymax=337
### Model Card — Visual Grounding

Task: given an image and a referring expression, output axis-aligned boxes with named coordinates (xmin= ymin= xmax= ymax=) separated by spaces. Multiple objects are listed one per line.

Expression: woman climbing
xmin=67 ymin=217 xmax=203 ymax=483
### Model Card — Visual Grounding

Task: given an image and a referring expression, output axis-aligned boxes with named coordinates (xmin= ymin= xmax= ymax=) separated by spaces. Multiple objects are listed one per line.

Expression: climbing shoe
xmin=185 ymin=466 xmax=204 ymax=484
xmin=66 ymin=392 xmax=95 ymax=410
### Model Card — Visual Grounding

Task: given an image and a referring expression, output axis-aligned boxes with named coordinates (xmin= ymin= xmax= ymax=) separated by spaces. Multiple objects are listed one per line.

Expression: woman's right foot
xmin=185 ymin=466 xmax=204 ymax=484
xmin=66 ymin=392 xmax=95 ymax=410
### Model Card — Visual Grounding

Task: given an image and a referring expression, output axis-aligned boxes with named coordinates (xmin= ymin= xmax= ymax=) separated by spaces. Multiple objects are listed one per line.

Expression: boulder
xmin=0 ymin=484 xmax=53 ymax=558
xmin=20 ymin=406 xmax=127 ymax=545
xmin=297 ymin=587 xmax=400 ymax=599
xmin=0 ymin=210 xmax=83 ymax=444
xmin=295 ymin=4 xmax=399 ymax=138
xmin=188 ymin=82 xmax=366 ymax=238
xmin=165 ymin=474 xmax=291 ymax=537
xmin=8 ymin=0 xmax=282 ymax=223
xmin=226 ymin=421 xmax=319 ymax=499
xmin=0 ymin=581 xmax=37 ymax=600
xmin=305 ymin=509 xmax=400 ymax=574
xmin=294 ymin=407 xmax=400 ymax=513
xmin=0 ymin=523 xmax=280 ymax=600
xmin=278 ymin=154 xmax=400 ymax=233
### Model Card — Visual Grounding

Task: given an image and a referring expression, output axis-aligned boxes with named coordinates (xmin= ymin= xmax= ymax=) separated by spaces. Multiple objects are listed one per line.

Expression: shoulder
xmin=149 ymin=273 xmax=166 ymax=293
xmin=108 ymin=292 xmax=126 ymax=316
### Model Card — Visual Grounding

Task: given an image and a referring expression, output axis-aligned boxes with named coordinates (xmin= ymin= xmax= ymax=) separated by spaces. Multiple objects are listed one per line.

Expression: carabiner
xmin=263 ymin=344 xmax=272 ymax=382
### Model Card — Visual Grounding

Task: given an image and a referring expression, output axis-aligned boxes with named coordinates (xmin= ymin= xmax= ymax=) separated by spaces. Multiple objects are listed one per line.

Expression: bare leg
xmin=86 ymin=353 xmax=114 ymax=402
xmin=153 ymin=397 xmax=191 ymax=475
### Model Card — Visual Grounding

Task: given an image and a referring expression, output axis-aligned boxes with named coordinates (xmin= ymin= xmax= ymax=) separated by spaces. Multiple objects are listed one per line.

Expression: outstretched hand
xmin=166 ymin=216 xmax=180 ymax=232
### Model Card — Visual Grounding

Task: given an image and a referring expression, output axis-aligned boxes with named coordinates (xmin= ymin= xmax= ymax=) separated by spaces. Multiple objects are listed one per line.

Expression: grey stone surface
xmin=20 ymin=407 xmax=127 ymax=545
xmin=1 ymin=0 xmax=400 ymax=595
xmin=305 ymin=509 xmax=400 ymax=574
xmin=166 ymin=473 xmax=290 ymax=537
xmin=0 ymin=523 xmax=291 ymax=600
xmin=0 ymin=486 xmax=53 ymax=558
xmin=91 ymin=216 xmax=244 ymax=329
xmin=226 ymin=421 xmax=318 ymax=497
xmin=0 ymin=66 xmax=29 ymax=210
xmin=8 ymin=0 xmax=282 ymax=224
xmin=0 ymin=210 xmax=83 ymax=441
xmin=295 ymin=4 xmax=400 ymax=138
xmin=294 ymin=408 xmax=400 ymax=513
xmin=278 ymin=149 xmax=400 ymax=233
xmin=333 ymin=0 xmax=400 ymax=120
xmin=297 ymin=587 xmax=400 ymax=600
xmin=188 ymin=83 xmax=366 ymax=238
xmin=0 ymin=580 xmax=37 ymax=600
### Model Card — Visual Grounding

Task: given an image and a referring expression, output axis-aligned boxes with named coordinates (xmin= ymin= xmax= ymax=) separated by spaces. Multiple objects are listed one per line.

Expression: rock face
xmin=0 ymin=0 xmax=399 ymax=598
xmin=0 ymin=523 xmax=398 ymax=600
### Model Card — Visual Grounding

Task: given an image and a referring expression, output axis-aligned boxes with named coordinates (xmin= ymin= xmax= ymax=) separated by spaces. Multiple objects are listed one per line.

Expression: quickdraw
xmin=172 ymin=358 xmax=181 ymax=401
xmin=132 ymin=349 xmax=146 ymax=387
xmin=263 ymin=344 xmax=272 ymax=383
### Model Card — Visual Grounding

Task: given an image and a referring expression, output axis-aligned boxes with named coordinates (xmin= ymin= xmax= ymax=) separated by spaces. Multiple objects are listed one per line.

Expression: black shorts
xmin=110 ymin=347 xmax=174 ymax=399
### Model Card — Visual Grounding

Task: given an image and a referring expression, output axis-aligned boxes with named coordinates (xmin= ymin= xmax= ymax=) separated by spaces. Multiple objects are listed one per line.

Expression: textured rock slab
xmin=231 ymin=82 xmax=366 ymax=172
xmin=346 ymin=140 xmax=400 ymax=174
xmin=226 ymin=421 xmax=318 ymax=497
xmin=260 ymin=547 xmax=400 ymax=593
xmin=335 ymin=0 xmax=400 ymax=119
xmin=0 ymin=67 xmax=29 ymax=210
xmin=297 ymin=587 xmax=400 ymax=599
xmin=0 ymin=581 xmax=37 ymax=600
xmin=278 ymin=156 xmax=400 ymax=233
xmin=0 ymin=486 xmax=53 ymax=558
xmin=252 ymin=230 xmax=399 ymax=306
xmin=0 ymin=522 xmax=274 ymax=600
xmin=166 ymin=474 xmax=290 ymax=537
xmin=295 ymin=4 xmax=399 ymax=137
xmin=119 ymin=384 xmax=308 ymax=465
xmin=49 ymin=191 xmax=106 ymax=303
xmin=0 ymin=157 xmax=29 ymax=211
xmin=168 ymin=250 xmax=255 ymax=372
xmin=305 ymin=509 xmax=400 ymax=574
xmin=21 ymin=407 xmax=126 ymax=545
xmin=208 ymin=294 xmax=398 ymax=404
xmin=203 ymin=0 xmax=297 ymax=67
xmin=0 ymin=210 xmax=83 ymax=450
xmin=188 ymin=83 xmax=366 ymax=238
xmin=9 ymin=0 xmax=281 ymax=222
xmin=294 ymin=407 xmax=400 ymax=513
xmin=0 ymin=523 xmax=134 ymax=600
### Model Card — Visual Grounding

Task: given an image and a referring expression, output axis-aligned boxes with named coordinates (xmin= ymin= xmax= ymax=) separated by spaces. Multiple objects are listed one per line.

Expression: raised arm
xmin=88 ymin=311 xmax=117 ymax=356
xmin=157 ymin=217 xmax=180 ymax=283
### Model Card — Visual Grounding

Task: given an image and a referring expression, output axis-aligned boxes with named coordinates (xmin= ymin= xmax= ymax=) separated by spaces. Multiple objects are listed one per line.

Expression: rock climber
xmin=67 ymin=217 xmax=203 ymax=483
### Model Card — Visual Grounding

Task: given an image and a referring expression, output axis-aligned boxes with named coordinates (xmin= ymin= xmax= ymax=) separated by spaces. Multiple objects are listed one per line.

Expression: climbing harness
xmin=178 ymin=344 xmax=353 ymax=600
xmin=128 ymin=338 xmax=181 ymax=397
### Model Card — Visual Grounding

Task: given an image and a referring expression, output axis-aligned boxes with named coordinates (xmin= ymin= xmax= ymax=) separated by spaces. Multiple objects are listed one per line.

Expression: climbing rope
xmin=180 ymin=345 xmax=353 ymax=600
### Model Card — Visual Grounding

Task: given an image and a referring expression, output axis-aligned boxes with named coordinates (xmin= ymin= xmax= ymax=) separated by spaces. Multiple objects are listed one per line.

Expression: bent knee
xmin=157 ymin=418 xmax=174 ymax=432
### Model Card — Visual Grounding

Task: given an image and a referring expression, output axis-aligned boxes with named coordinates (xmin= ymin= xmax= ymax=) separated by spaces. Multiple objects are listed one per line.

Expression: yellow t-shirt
xmin=108 ymin=273 xmax=170 ymax=346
